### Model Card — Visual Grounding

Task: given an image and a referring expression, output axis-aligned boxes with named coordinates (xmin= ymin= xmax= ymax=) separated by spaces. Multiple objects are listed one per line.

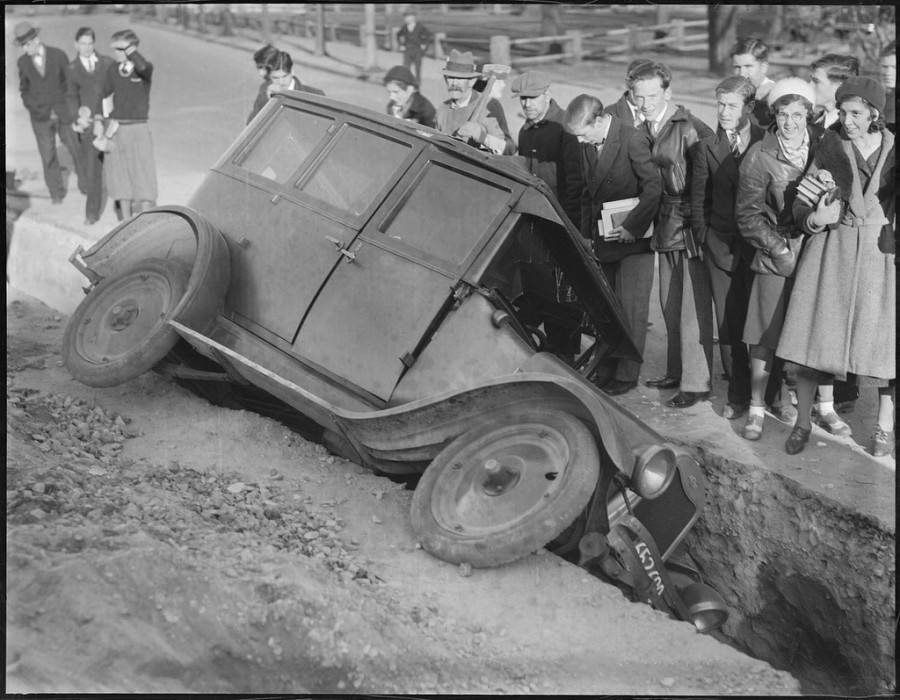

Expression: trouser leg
xmin=57 ymin=121 xmax=85 ymax=194
xmin=726 ymin=256 xmax=753 ymax=406
xmin=680 ymin=255 xmax=714 ymax=393
xmin=657 ymin=251 xmax=682 ymax=380
xmin=614 ymin=253 xmax=655 ymax=383
xmin=79 ymin=133 xmax=104 ymax=220
xmin=31 ymin=118 xmax=65 ymax=200
xmin=705 ymin=256 xmax=732 ymax=377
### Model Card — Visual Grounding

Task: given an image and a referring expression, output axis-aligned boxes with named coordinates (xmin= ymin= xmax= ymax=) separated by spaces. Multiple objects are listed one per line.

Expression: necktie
xmin=729 ymin=130 xmax=741 ymax=155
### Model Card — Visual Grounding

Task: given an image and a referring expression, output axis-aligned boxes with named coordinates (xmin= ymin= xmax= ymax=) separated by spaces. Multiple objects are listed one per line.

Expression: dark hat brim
xmin=15 ymin=27 xmax=39 ymax=45
xmin=443 ymin=68 xmax=481 ymax=79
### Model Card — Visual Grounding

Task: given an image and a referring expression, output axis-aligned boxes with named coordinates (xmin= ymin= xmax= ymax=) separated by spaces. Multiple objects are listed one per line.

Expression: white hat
xmin=767 ymin=77 xmax=816 ymax=108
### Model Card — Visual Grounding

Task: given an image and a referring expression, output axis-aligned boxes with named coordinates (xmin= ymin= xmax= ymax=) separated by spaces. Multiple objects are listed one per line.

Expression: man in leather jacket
xmin=631 ymin=61 xmax=716 ymax=409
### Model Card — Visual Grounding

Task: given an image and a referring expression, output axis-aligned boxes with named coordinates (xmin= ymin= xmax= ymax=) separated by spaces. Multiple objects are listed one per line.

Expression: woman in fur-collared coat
xmin=777 ymin=77 xmax=895 ymax=457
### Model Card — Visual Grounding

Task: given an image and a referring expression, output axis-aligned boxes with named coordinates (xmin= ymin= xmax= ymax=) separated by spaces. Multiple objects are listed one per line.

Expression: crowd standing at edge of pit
xmin=12 ymin=14 xmax=896 ymax=459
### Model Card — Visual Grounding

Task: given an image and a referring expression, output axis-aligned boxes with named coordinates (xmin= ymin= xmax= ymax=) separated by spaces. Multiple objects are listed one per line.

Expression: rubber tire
xmin=410 ymin=406 xmax=600 ymax=568
xmin=62 ymin=258 xmax=191 ymax=387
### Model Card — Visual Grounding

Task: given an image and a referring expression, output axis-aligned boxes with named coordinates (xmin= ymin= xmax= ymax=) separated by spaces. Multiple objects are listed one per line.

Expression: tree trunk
xmin=261 ymin=4 xmax=271 ymax=45
xmin=707 ymin=5 xmax=739 ymax=75
xmin=363 ymin=4 xmax=378 ymax=72
xmin=315 ymin=4 xmax=326 ymax=56
xmin=541 ymin=5 xmax=563 ymax=54
xmin=769 ymin=5 xmax=785 ymax=44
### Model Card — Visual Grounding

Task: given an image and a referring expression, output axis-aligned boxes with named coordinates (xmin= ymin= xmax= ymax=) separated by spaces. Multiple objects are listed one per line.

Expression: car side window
xmin=379 ymin=163 xmax=511 ymax=267
xmin=238 ymin=107 xmax=333 ymax=184
xmin=298 ymin=125 xmax=412 ymax=217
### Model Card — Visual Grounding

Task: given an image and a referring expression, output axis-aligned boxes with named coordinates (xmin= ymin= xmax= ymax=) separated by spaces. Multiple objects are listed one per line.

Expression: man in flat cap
xmin=14 ymin=21 xmax=82 ymax=204
xmin=435 ymin=50 xmax=515 ymax=155
xmin=508 ymin=71 xmax=584 ymax=360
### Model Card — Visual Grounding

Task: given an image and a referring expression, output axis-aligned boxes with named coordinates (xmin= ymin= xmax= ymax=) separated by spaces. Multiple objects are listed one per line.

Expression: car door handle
xmin=338 ymin=248 xmax=356 ymax=263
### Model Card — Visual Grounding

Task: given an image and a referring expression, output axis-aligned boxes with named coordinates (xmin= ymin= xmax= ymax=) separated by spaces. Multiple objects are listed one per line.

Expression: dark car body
xmin=64 ymin=91 xmax=725 ymax=630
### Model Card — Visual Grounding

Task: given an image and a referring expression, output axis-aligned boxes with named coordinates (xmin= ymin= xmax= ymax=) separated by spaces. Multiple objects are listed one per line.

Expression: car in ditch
xmin=62 ymin=90 xmax=727 ymax=631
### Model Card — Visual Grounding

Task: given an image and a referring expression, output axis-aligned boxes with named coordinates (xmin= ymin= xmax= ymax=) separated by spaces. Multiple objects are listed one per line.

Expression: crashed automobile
xmin=63 ymin=90 xmax=727 ymax=631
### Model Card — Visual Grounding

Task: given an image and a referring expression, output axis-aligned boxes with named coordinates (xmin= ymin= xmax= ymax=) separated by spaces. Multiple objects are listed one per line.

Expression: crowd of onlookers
xmin=14 ymin=11 xmax=895 ymax=459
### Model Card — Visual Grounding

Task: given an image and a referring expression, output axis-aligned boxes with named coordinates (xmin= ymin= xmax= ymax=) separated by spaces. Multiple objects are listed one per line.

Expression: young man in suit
xmin=631 ymin=61 xmax=715 ymax=409
xmin=689 ymin=77 xmax=765 ymax=419
xmin=564 ymin=94 xmax=662 ymax=394
xmin=603 ymin=58 xmax=654 ymax=128
xmin=66 ymin=26 xmax=114 ymax=225
xmin=731 ymin=38 xmax=776 ymax=129
xmin=15 ymin=21 xmax=82 ymax=204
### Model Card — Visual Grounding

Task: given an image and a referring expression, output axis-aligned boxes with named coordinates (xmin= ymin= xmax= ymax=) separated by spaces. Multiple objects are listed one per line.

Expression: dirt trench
xmin=685 ymin=448 xmax=895 ymax=696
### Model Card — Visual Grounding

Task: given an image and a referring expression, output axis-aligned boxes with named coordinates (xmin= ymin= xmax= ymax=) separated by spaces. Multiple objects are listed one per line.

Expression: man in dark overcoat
xmin=564 ymin=93 xmax=662 ymax=394
xmin=603 ymin=58 xmax=654 ymax=128
xmin=508 ymin=72 xmax=584 ymax=360
xmin=15 ymin=21 xmax=82 ymax=203
xmin=397 ymin=9 xmax=432 ymax=86
xmin=689 ymin=76 xmax=765 ymax=419
xmin=66 ymin=26 xmax=114 ymax=224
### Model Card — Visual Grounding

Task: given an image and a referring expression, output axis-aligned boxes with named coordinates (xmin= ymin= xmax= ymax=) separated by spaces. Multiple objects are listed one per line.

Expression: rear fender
xmin=70 ymin=205 xmax=231 ymax=334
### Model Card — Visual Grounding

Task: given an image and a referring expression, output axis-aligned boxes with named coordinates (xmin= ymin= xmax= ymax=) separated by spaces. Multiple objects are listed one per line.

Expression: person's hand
xmin=456 ymin=120 xmax=486 ymax=144
xmin=808 ymin=194 xmax=842 ymax=229
xmin=815 ymin=169 xmax=835 ymax=186
xmin=769 ymin=238 xmax=796 ymax=276
xmin=607 ymin=226 xmax=636 ymax=243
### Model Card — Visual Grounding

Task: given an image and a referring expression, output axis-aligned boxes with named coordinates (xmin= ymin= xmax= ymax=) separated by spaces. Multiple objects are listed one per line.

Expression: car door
xmin=196 ymin=103 xmax=417 ymax=344
xmin=293 ymin=149 xmax=520 ymax=402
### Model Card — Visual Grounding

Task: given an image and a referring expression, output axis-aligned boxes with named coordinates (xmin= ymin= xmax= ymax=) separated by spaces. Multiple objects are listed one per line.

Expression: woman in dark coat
xmin=735 ymin=78 xmax=832 ymax=442
xmin=778 ymin=77 xmax=895 ymax=456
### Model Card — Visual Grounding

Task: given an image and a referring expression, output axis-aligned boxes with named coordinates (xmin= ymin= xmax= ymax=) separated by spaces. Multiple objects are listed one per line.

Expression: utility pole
xmin=261 ymin=4 xmax=271 ymax=46
xmin=363 ymin=3 xmax=379 ymax=73
xmin=315 ymin=4 xmax=326 ymax=56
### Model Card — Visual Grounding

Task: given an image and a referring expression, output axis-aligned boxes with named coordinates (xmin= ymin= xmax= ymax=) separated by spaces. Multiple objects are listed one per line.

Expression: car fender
xmin=70 ymin=205 xmax=231 ymax=334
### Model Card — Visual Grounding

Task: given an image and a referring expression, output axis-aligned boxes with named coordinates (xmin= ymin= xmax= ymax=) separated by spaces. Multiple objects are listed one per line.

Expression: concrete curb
xmin=7 ymin=216 xmax=92 ymax=316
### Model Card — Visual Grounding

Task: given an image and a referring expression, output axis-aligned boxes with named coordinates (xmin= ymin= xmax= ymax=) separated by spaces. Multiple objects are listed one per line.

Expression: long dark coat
xmin=578 ymin=115 xmax=662 ymax=263
xmin=778 ymin=128 xmax=895 ymax=381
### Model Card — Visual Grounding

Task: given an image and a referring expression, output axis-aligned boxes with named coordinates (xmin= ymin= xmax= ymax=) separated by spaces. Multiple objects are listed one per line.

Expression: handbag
xmin=749 ymin=236 xmax=804 ymax=277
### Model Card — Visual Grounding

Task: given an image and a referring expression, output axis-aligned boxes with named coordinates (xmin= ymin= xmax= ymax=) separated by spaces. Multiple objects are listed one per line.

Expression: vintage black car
xmin=63 ymin=91 xmax=726 ymax=631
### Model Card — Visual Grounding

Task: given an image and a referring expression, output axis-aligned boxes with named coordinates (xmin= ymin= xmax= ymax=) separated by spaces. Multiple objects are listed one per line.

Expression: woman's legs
xmin=872 ymin=385 xmax=895 ymax=457
xmin=813 ymin=379 xmax=852 ymax=436
xmin=743 ymin=344 xmax=772 ymax=440
xmin=115 ymin=199 xmax=132 ymax=221
xmin=786 ymin=365 xmax=817 ymax=454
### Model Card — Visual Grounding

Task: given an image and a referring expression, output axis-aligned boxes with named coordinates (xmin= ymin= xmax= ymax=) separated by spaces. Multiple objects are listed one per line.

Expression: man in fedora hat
xmin=436 ymin=50 xmax=515 ymax=155
xmin=15 ymin=21 xmax=82 ymax=204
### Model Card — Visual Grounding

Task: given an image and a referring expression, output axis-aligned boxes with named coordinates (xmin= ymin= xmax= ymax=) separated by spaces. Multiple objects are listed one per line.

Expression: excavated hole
xmin=178 ymin=367 xmax=894 ymax=696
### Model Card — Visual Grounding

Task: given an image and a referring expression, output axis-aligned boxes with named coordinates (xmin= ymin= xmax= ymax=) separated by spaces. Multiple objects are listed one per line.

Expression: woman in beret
xmin=777 ymin=77 xmax=895 ymax=456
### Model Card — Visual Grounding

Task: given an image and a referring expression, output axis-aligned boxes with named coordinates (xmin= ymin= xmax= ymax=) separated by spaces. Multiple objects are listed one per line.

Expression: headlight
xmin=631 ymin=444 xmax=676 ymax=499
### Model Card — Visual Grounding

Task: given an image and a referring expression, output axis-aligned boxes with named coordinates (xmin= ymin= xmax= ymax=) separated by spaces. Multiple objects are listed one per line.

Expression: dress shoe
xmin=591 ymin=374 xmax=614 ymax=390
xmin=785 ymin=425 xmax=811 ymax=455
xmin=742 ymin=412 xmax=764 ymax=440
xmin=812 ymin=407 xmax=852 ymax=437
xmin=723 ymin=402 xmax=749 ymax=420
xmin=645 ymin=375 xmax=680 ymax=389
xmin=602 ymin=379 xmax=637 ymax=396
xmin=665 ymin=391 xmax=710 ymax=409
xmin=872 ymin=427 xmax=894 ymax=458
xmin=767 ymin=403 xmax=798 ymax=424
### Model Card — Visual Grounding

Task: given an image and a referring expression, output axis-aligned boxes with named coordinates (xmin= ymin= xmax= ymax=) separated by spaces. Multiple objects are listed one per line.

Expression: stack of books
xmin=795 ymin=172 xmax=840 ymax=208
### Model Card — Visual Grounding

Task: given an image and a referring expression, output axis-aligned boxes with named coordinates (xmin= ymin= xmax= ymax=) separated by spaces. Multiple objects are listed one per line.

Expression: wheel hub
xmin=481 ymin=457 xmax=522 ymax=496
xmin=108 ymin=300 xmax=141 ymax=330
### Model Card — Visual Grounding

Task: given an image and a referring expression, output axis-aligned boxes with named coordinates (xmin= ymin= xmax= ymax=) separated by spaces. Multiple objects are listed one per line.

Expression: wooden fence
xmin=489 ymin=19 xmax=710 ymax=68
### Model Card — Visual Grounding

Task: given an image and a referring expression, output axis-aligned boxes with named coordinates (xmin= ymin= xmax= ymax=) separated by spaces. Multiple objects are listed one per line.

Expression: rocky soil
xmin=6 ymin=294 xmax=801 ymax=694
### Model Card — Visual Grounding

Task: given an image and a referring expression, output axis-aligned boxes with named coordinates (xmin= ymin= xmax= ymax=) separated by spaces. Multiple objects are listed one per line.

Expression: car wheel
xmin=62 ymin=258 xmax=191 ymax=387
xmin=410 ymin=407 xmax=600 ymax=568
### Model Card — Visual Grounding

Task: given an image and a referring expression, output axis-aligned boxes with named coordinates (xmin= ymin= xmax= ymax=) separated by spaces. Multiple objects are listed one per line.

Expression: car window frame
xmin=360 ymin=149 xmax=522 ymax=278
xmin=216 ymin=101 xmax=421 ymax=229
